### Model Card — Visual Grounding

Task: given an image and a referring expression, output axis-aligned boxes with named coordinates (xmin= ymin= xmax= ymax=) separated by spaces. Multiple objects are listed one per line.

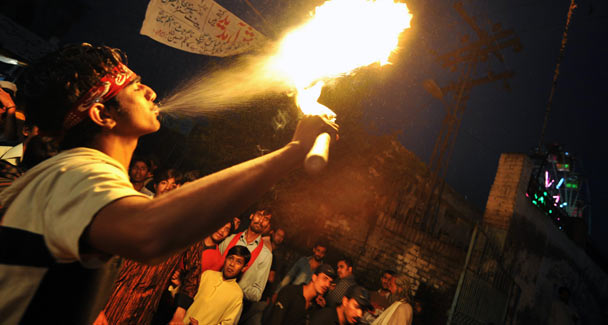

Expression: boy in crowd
xmin=182 ymin=245 xmax=251 ymax=325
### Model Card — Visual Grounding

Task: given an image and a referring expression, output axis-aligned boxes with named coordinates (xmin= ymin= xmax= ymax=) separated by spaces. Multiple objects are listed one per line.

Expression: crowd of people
xmin=0 ymin=42 xmax=416 ymax=325
xmin=93 ymin=156 xmax=417 ymax=325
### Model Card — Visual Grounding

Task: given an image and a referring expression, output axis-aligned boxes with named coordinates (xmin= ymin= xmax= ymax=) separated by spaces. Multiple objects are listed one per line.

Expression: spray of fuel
xmin=158 ymin=47 xmax=292 ymax=117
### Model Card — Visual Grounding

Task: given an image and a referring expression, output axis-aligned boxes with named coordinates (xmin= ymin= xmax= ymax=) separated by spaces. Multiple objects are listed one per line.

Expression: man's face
xmin=337 ymin=261 xmax=352 ymax=279
xmin=272 ymin=229 xmax=285 ymax=246
xmin=313 ymin=245 xmax=327 ymax=261
xmin=113 ymin=76 xmax=160 ymax=137
xmin=249 ymin=210 xmax=271 ymax=234
xmin=342 ymin=297 xmax=364 ymax=324
xmin=223 ymin=254 xmax=246 ymax=279
xmin=154 ymin=177 xmax=176 ymax=197
xmin=380 ymin=272 xmax=393 ymax=290
xmin=312 ymin=272 xmax=333 ymax=295
xmin=211 ymin=222 xmax=232 ymax=243
xmin=129 ymin=161 xmax=149 ymax=183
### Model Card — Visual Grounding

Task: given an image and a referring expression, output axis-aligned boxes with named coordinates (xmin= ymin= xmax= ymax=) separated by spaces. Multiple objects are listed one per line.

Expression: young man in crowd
xmin=181 ymin=245 xmax=251 ymax=325
xmin=152 ymin=167 xmax=180 ymax=197
xmin=263 ymin=263 xmax=336 ymax=325
xmin=129 ymin=156 xmax=154 ymax=196
xmin=274 ymin=241 xmax=328 ymax=300
xmin=326 ymin=256 xmax=357 ymax=308
xmin=219 ymin=209 xmax=273 ymax=304
xmin=370 ymin=270 xmax=395 ymax=311
xmin=310 ymin=285 xmax=372 ymax=325
xmin=0 ymin=43 xmax=337 ymax=324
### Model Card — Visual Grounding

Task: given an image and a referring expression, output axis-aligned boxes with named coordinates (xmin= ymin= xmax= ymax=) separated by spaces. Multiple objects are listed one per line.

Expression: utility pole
xmin=409 ymin=1 xmax=522 ymax=233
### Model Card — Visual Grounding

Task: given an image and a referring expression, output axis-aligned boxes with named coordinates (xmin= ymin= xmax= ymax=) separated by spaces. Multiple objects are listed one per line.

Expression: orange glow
xmin=266 ymin=0 xmax=413 ymax=115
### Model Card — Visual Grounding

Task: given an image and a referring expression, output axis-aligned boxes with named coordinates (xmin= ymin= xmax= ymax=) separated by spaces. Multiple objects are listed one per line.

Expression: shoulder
xmin=221 ymin=233 xmax=237 ymax=245
xmin=394 ymin=301 xmax=413 ymax=316
xmin=281 ymin=284 xmax=301 ymax=296
xmin=259 ymin=244 xmax=272 ymax=257
xmin=202 ymin=269 xmax=218 ymax=278
xmin=139 ymin=186 xmax=154 ymax=197
xmin=231 ymin=282 xmax=244 ymax=299
xmin=311 ymin=307 xmax=338 ymax=323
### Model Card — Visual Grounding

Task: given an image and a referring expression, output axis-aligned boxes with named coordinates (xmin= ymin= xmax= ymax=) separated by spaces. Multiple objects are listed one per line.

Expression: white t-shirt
xmin=0 ymin=147 xmax=149 ymax=324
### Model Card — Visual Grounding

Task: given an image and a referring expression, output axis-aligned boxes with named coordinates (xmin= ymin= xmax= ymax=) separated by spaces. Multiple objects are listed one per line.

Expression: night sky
xmin=2 ymin=0 xmax=607 ymax=259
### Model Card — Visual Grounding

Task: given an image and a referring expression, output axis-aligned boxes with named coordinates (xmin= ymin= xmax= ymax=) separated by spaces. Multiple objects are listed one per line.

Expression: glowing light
xmin=556 ymin=178 xmax=565 ymax=189
xmin=295 ymin=81 xmax=334 ymax=117
xmin=267 ymin=0 xmax=413 ymax=114
xmin=553 ymin=195 xmax=560 ymax=203
xmin=545 ymin=171 xmax=554 ymax=188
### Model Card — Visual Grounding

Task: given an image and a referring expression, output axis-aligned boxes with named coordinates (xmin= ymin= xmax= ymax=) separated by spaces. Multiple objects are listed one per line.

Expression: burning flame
xmin=267 ymin=0 xmax=413 ymax=115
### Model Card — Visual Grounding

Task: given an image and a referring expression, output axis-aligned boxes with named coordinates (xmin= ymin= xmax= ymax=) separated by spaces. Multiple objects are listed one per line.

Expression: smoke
xmin=158 ymin=48 xmax=295 ymax=118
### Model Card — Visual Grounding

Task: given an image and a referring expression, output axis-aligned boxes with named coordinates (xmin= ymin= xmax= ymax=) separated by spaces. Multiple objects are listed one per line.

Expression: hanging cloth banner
xmin=140 ymin=0 xmax=266 ymax=57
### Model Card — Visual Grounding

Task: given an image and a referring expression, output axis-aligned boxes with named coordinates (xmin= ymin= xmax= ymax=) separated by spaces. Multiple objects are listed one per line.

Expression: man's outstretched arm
xmin=84 ymin=115 xmax=338 ymax=264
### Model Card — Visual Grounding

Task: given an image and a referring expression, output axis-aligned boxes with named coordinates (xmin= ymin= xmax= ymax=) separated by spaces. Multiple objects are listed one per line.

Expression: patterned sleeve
xmin=175 ymin=242 xmax=203 ymax=309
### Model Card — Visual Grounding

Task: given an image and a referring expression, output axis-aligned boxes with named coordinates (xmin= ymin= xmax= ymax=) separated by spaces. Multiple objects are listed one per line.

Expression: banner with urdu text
xmin=140 ymin=0 xmax=266 ymax=57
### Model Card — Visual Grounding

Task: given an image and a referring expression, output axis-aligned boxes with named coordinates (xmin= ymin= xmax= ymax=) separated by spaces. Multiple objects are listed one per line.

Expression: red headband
xmin=63 ymin=63 xmax=137 ymax=130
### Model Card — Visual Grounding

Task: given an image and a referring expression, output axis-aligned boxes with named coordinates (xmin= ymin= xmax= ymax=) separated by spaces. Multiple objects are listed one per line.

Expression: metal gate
xmin=447 ymin=225 xmax=519 ymax=324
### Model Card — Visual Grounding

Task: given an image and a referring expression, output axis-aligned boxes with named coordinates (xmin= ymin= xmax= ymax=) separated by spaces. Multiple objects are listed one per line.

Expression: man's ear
xmin=88 ymin=103 xmax=117 ymax=129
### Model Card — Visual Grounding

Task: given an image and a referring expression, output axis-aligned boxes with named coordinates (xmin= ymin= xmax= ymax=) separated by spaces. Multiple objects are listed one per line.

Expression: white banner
xmin=140 ymin=0 xmax=266 ymax=57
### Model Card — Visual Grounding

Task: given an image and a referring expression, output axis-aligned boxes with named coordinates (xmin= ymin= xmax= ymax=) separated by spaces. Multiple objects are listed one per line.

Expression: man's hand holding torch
xmin=292 ymin=81 xmax=338 ymax=174
xmin=291 ymin=113 xmax=339 ymax=174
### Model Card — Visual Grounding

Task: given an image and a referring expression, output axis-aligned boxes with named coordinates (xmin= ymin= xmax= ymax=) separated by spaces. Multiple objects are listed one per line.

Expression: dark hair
xmin=256 ymin=207 xmax=273 ymax=216
xmin=314 ymin=240 xmax=328 ymax=250
xmin=179 ymin=170 xmax=201 ymax=185
xmin=16 ymin=43 xmax=126 ymax=148
xmin=130 ymin=155 xmax=151 ymax=170
xmin=227 ymin=245 xmax=251 ymax=265
xmin=338 ymin=256 xmax=354 ymax=268
xmin=228 ymin=220 xmax=237 ymax=235
xmin=382 ymin=270 xmax=396 ymax=277
xmin=153 ymin=168 xmax=182 ymax=185
xmin=20 ymin=135 xmax=59 ymax=170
